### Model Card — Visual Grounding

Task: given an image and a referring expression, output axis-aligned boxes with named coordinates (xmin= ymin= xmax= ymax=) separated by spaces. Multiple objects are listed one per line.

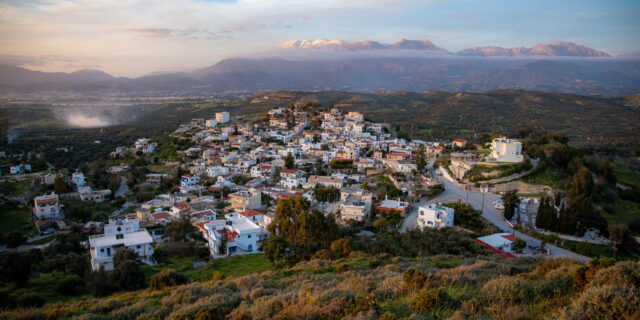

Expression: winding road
xmin=400 ymin=173 xmax=591 ymax=262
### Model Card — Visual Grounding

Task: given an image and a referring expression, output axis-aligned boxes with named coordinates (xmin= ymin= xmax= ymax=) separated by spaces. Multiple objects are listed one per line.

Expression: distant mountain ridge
xmin=458 ymin=42 xmax=610 ymax=57
xmin=277 ymin=38 xmax=448 ymax=52
xmin=1 ymin=40 xmax=637 ymax=97
xmin=277 ymin=39 xmax=609 ymax=57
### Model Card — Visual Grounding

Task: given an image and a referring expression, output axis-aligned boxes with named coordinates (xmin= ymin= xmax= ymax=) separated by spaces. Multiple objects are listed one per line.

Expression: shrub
xmin=112 ymin=260 xmax=146 ymax=291
xmin=559 ymin=285 xmax=640 ymax=320
xmin=402 ymin=268 xmax=429 ymax=291
xmin=590 ymin=261 xmax=640 ymax=289
xmin=378 ymin=312 xmax=397 ymax=320
xmin=57 ymin=275 xmax=86 ymax=295
xmin=335 ymin=263 xmax=351 ymax=273
xmin=244 ymin=296 xmax=284 ymax=319
xmin=410 ymin=288 xmax=456 ymax=313
xmin=481 ymin=276 xmax=533 ymax=305
xmin=330 ymin=239 xmax=353 ymax=258
xmin=440 ymin=260 xmax=513 ymax=284
xmin=368 ymin=259 xmax=383 ymax=268
xmin=0 ymin=308 xmax=45 ymax=320
xmin=17 ymin=293 xmax=46 ymax=308
xmin=535 ymin=266 xmax=575 ymax=297
xmin=235 ymin=275 xmax=259 ymax=288
xmin=211 ymin=271 xmax=225 ymax=282
xmin=149 ymin=269 xmax=190 ymax=290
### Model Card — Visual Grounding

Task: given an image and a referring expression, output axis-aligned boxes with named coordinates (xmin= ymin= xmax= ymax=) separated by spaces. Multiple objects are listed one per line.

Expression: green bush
xmin=402 ymin=268 xmax=429 ymax=291
xmin=410 ymin=288 xmax=456 ymax=313
xmin=590 ymin=261 xmax=640 ymax=289
xmin=57 ymin=274 xmax=86 ymax=295
xmin=149 ymin=269 xmax=190 ymax=290
xmin=559 ymin=285 xmax=640 ymax=320
xmin=17 ymin=293 xmax=46 ymax=308
xmin=482 ymin=276 xmax=533 ymax=305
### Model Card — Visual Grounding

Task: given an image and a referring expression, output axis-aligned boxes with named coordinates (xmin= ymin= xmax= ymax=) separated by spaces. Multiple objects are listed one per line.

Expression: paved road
xmin=400 ymin=176 xmax=591 ymax=262
xmin=110 ymin=202 xmax=135 ymax=218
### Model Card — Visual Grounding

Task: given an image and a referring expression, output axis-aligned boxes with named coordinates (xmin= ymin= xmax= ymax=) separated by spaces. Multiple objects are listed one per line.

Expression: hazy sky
xmin=1 ymin=0 xmax=638 ymax=77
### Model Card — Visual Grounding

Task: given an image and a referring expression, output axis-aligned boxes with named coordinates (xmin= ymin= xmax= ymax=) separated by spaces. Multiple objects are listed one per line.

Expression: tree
xmin=273 ymin=167 xmax=281 ymax=184
xmin=112 ymin=260 xmax=146 ymax=291
xmin=0 ymin=251 xmax=33 ymax=286
xmin=264 ymin=197 xmax=339 ymax=266
xmin=166 ymin=217 xmax=201 ymax=241
xmin=502 ymin=190 xmax=520 ymax=222
xmin=149 ymin=269 xmax=189 ymax=290
xmin=608 ymin=224 xmax=636 ymax=255
xmin=113 ymin=248 xmax=139 ymax=267
xmin=415 ymin=144 xmax=427 ymax=172
xmin=284 ymin=152 xmax=295 ymax=169
xmin=86 ymin=267 xmax=116 ymax=297
xmin=54 ymin=175 xmax=69 ymax=194
xmin=6 ymin=231 xmax=26 ymax=248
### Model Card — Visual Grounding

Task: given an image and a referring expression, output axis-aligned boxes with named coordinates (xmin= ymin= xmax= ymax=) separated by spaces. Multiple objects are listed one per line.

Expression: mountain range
xmin=276 ymin=39 xmax=610 ymax=57
xmin=0 ymin=40 xmax=638 ymax=98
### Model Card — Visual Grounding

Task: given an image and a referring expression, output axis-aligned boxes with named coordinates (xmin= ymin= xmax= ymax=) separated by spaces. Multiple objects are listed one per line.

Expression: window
xmin=248 ymin=234 xmax=251 ymax=239
xmin=100 ymin=248 xmax=104 ymax=252
xmin=137 ymin=245 xmax=141 ymax=249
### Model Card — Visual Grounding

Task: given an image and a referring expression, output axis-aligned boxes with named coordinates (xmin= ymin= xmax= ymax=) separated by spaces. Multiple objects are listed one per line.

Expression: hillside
xmin=1 ymin=254 xmax=637 ymax=320
xmin=233 ymin=90 xmax=640 ymax=147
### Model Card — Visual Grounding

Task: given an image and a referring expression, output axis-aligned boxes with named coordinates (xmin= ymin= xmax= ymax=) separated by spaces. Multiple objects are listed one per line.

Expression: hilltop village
xmin=2 ymin=102 xmax=638 ymax=319
xmin=12 ymin=103 xmax=604 ymax=273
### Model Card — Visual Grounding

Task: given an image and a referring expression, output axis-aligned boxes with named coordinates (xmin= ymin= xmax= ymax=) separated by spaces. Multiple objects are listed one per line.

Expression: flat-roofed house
xmin=33 ymin=193 xmax=62 ymax=220
xmin=416 ymin=203 xmax=454 ymax=229
xmin=89 ymin=218 xmax=155 ymax=271
xmin=490 ymin=137 xmax=523 ymax=163
xmin=338 ymin=188 xmax=373 ymax=221
xmin=201 ymin=215 xmax=261 ymax=257
xmin=229 ymin=189 xmax=262 ymax=212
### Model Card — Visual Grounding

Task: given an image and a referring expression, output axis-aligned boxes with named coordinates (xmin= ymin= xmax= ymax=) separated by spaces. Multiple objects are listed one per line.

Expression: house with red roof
xmin=200 ymin=215 xmax=262 ymax=258
xmin=33 ymin=193 xmax=62 ymax=220
xmin=475 ymin=233 xmax=517 ymax=258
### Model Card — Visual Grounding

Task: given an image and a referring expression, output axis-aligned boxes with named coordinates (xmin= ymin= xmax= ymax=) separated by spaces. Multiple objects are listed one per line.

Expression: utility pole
xmin=481 ymin=192 xmax=485 ymax=215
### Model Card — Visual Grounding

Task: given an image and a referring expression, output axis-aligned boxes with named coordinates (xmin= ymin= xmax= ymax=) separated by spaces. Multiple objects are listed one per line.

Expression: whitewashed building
xmin=201 ymin=215 xmax=261 ymax=257
xmin=89 ymin=218 xmax=155 ymax=271
xmin=33 ymin=193 xmax=62 ymax=220
xmin=417 ymin=203 xmax=455 ymax=229
xmin=490 ymin=137 xmax=523 ymax=163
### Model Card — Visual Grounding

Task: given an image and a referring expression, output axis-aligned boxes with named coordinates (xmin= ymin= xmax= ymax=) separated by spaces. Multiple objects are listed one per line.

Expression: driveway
xmin=399 ymin=176 xmax=590 ymax=262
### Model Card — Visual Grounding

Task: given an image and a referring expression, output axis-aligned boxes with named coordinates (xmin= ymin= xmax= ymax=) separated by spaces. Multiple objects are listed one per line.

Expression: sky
xmin=0 ymin=0 xmax=638 ymax=77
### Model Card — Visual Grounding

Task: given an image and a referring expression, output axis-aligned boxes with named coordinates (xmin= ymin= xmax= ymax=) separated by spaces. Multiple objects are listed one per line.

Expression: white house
xmin=229 ymin=189 xmax=262 ymax=212
xmin=250 ymin=164 xmax=275 ymax=179
xmin=181 ymin=174 xmax=200 ymax=188
xmin=206 ymin=166 xmax=230 ymax=178
xmin=279 ymin=169 xmax=306 ymax=189
xmin=417 ymin=203 xmax=455 ymax=229
xmin=142 ymin=144 xmax=155 ymax=154
xmin=215 ymin=111 xmax=230 ymax=124
xmin=338 ymin=188 xmax=373 ymax=221
xmin=10 ymin=164 xmax=31 ymax=175
xmin=33 ymin=193 xmax=62 ymax=220
xmin=206 ymin=119 xmax=218 ymax=127
xmin=89 ymin=218 xmax=155 ymax=271
xmin=305 ymin=175 xmax=344 ymax=189
xmin=201 ymin=215 xmax=261 ymax=257
xmin=475 ymin=233 xmax=517 ymax=258
xmin=490 ymin=137 xmax=524 ymax=163
xmin=72 ymin=171 xmax=86 ymax=187
xmin=135 ymin=138 xmax=150 ymax=149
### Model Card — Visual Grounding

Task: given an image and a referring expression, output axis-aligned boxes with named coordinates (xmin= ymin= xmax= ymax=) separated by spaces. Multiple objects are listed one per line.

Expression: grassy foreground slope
xmin=3 ymin=255 xmax=638 ymax=320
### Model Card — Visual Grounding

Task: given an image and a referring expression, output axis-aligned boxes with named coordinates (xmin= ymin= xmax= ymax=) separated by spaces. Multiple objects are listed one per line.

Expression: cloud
xmin=120 ymin=27 xmax=177 ymax=38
